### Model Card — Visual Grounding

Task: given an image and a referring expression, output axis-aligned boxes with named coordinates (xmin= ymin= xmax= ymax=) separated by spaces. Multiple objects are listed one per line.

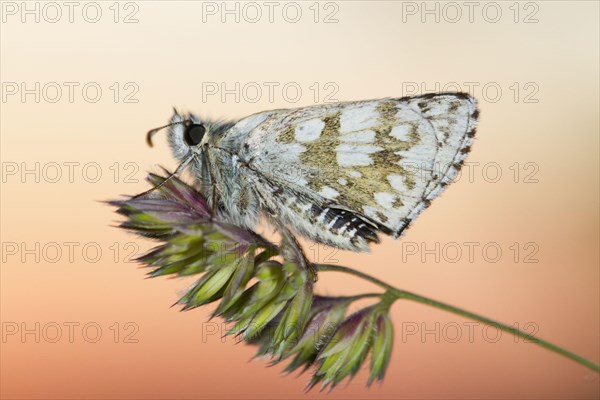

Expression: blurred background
xmin=1 ymin=1 xmax=598 ymax=398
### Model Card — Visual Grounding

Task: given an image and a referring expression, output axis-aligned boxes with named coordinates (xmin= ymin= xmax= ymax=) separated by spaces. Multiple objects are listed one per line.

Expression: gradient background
xmin=1 ymin=1 xmax=599 ymax=398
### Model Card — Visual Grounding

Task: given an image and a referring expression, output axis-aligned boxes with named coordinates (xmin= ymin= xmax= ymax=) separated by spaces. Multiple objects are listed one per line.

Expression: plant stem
xmin=316 ymin=263 xmax=600 ymax=373
xmin=345 ymin=293 xmax=382 ymax=301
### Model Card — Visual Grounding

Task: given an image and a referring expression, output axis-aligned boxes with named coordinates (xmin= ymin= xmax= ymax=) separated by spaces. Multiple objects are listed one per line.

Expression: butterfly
xmin=143 ymin=92 xmax=478 ymax=251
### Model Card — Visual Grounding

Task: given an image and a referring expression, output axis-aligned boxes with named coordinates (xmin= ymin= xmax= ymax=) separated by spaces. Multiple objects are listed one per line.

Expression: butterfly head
xmin=162 ymin=110 xmax=209 ymax=163
xmin=136 ymin=110 xmax=213 ymax=198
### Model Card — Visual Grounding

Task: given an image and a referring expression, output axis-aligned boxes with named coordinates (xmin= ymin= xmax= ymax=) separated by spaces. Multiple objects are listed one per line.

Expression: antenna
xmin=146 ymin=119 xmax=191 ymax=147
xmin=132 ymin=156 xmax=194 ymax=199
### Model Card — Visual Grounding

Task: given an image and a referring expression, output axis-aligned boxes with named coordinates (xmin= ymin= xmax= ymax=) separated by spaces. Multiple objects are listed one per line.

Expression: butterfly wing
xmin=221 ymin=93 xmax=478 ymax=251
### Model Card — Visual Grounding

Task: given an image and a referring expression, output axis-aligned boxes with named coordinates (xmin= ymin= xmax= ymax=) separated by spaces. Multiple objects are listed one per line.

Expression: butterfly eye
xmin=184 ymin=124 xmax=206 ymax=146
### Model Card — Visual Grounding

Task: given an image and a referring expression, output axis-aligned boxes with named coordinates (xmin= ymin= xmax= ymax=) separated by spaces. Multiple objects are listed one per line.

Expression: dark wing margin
xmin=392 ymin=92 xmax=479 ymax=238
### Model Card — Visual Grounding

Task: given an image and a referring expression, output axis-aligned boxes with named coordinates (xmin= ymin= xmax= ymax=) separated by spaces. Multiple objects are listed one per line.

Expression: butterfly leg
xmin=276 ymin=223 xmax=318 ymax=282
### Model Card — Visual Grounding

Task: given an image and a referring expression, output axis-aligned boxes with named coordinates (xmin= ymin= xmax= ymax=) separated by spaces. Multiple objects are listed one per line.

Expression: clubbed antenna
xmin=146 ymin=119 xmax=191 ymax=147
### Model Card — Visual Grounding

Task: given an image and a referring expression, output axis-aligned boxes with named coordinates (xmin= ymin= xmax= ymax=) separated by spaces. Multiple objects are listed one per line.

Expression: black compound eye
xmin=184 ymin=124 xmax=206 ymax=146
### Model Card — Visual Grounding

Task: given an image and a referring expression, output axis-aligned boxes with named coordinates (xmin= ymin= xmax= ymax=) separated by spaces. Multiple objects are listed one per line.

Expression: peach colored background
xmin=1 ymin=1 xmax=598 ymax=399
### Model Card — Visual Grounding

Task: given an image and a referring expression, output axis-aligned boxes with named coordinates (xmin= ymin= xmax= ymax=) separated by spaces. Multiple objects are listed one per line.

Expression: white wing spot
xmin=327 ymin=215 xmax=341 ymax=229
xmin=347 ymin=170 xmax=362 ymax=178
xmin=317 ymin=208 xmax=330 ymax=223
xmin=294 ymin=119 xmax=325 ymax=142
xmin=337 ymin=222 xmax=350 ymax=235
xmin=319 ymin=186 xmax=340 ymax=200
xmin=336 ymin=144 xmax=382 ymax=167
xmin=388 ymin=174 xmax=410 ymax=193
xmin=390 ymin=124 xmax=412 ymax=141
xmin=337 ymin=178 xmax=348 ymax=185
xmin=340 ymin=104 xmax=378 ymax=133
xmin=374 ymin=192 xmax=395 ymax=208
xmin=362 ymin=206 xmax=380 ymax=222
